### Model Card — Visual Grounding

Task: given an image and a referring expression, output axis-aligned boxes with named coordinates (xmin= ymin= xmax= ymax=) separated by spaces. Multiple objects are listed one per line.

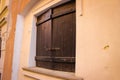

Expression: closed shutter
xmin=36 ymin=1 xmax=76 ymax=72
xmin=52 ymin=1 xmax=76 ymax=72
xmin=36 ymin=10 xmax=53 ymax=69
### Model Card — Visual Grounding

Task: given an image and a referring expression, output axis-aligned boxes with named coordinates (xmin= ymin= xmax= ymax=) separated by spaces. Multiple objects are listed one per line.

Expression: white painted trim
xmin=12 ymin=15 xmax=24 ymax=80
xmin=28 ymin=16 xmax=36 ymax=67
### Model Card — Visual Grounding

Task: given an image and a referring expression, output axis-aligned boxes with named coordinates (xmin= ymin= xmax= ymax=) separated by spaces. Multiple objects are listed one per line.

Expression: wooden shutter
xmin=52 ymin=1 xmax=76 ymax=72
xmin=36 ymin=10 xmax=53 ymax=69
xmin=36 ymin=1 xmax=76 ymax=72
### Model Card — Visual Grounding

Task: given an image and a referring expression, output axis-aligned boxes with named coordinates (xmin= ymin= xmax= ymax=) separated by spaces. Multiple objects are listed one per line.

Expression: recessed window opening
xmin=35 ymin=0 xmax=76 ymax=72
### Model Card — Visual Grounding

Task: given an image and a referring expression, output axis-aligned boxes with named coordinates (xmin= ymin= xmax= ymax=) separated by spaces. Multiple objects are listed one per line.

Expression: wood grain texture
xmin=36 ymin=1 xmax=76 ymax=72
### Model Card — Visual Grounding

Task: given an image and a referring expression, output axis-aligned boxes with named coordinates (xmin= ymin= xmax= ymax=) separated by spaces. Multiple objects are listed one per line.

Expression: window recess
xmin=36 ymin=1 xmax=76 ymax=72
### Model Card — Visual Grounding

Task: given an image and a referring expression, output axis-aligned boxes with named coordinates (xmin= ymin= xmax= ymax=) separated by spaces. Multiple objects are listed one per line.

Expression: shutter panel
xmin=36 ymin=10 xmax=53 ymax=69
xmin=52 ymin=1 xmax=76 ymax=72
xmin=37 ymin=9 xmax=52 ymax=25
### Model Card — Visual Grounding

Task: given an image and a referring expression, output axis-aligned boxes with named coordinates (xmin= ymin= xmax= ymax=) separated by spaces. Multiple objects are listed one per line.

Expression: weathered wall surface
xmin=16 ymin=0 xmax=120 ymax=80
xmin=18 ymin=0 xmax=30 ymax=14
xmin=2 ymin=0 xmax=120 ymax=80
xmin=0 ymin=0 xmax=9 ymax=79
xmin=76 ymin=0 xmax=120 ymax=80
xmin=0 ymin=0 xmax=6 ymax=11
xmin=2 ymin=0 xmax=30 ymax=80
xmin=2 ymin=0 xmax=19 ymax=79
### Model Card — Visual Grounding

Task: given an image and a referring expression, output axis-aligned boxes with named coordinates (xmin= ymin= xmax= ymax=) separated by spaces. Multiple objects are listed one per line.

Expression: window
xmin=36 ymin=1 xmax=76 ymax=72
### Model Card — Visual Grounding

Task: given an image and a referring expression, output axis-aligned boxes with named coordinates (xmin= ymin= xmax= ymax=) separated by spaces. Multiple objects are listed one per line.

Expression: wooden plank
xmin=53 ymin=1 xmax=75 ymax=15
xmin=37 ymin=9 xmax=52 ymax=25
xmin=52 ymin=2 xmax=76 ymax=72
xmin=52 ymin=13 xmax=76 ymax=57
xmin=36 ymin=20 xmax=52 ymax=56
xmin=52 ymin=7 xmax=75 ymax=18
xmin=36 ymin=12 xmax=52 ymax=69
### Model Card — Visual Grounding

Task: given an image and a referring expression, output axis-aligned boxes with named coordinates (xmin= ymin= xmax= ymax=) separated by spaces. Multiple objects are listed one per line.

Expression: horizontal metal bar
xmin=45 ymin=47 xmax=60 ymax=51
xmin=35 ymin=56 xmax=75 ymax=63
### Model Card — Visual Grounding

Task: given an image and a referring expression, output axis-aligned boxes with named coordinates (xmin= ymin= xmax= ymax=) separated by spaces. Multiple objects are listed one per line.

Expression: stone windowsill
xmin=23 ymin=67 xmax=83 ymax=80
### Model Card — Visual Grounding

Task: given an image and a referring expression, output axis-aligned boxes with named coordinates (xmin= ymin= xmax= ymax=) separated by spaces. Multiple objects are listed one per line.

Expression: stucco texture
xmin=76 ymin=0 xmax=120 ymax=80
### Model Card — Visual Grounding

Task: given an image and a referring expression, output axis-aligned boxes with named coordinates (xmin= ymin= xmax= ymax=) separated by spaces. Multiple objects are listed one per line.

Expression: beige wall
xmin=76 ymin=0 xmax=120 ymax=80
xmin=0 ymin=0 xmax=6 ymax=11
xmin=17 ymin=0 xmax=120 ymax=80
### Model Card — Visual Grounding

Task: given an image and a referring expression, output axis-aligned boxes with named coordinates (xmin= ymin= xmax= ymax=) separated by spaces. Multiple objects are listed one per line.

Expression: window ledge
xmin=23 ymin=67 xmax=83 ymax=80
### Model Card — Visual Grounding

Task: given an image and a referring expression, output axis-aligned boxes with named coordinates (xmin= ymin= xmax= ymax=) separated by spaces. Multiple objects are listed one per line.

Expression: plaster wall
xmin=76 ymin=0 xmax=120 ymax=80
xmin=17 ymin=0 xmax=120 ymax=80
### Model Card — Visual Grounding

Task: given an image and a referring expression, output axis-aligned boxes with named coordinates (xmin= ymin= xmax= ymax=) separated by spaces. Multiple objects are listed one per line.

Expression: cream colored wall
xmin=76 ymin=0 xmax=120 ymax=80
xmin=0 ymin=0 xmax=6 ymax=11
xmin=17 ymin=0 xmax=120 ymax=80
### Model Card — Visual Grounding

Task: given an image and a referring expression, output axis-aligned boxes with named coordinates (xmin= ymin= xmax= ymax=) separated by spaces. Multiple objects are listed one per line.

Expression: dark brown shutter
xmin=36 ymin=10 xmax=53 ymax=69
xmin=52 ymin=1 xmax=76 ymax=72
xmin=36 ymin=1 xmax=76 ymax=72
